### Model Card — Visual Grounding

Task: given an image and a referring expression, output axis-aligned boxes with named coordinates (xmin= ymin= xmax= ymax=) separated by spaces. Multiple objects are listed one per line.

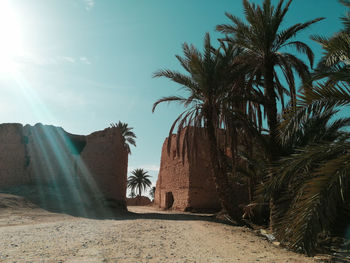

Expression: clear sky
xmin=0 ymin=0 xmax=345 ymax=186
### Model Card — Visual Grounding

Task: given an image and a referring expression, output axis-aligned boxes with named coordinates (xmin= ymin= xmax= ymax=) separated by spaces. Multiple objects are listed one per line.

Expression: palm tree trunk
xmin=138 ymin=187 xmax=141 ymax=197
xmin=264 ymin=63 xmax=279 ymax=161
xmin=205 ymin=107 xmax=243 ymax=224
xmin=264 ymin=61 xmax=280 ymax=231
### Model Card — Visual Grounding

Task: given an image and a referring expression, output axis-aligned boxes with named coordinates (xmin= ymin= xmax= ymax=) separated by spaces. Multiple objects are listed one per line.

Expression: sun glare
xmin=0 ymin=0 xmax=23 ymax=74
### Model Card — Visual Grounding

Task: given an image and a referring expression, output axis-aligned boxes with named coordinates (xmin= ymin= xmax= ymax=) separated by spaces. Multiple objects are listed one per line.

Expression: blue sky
xmin=0 ymin=0 xmax=345 ymax=186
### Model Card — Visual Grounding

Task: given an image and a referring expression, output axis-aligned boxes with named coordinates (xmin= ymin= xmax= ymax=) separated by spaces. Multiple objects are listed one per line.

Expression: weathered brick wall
xmin=80 ymin=128 xmax=128 ymax=203
xmin=0 ymin=124 xmax=28 ymax=188
xmin=154 ymin=134 xmax=191 ymax=210
xmin=24 ymin=124 xmax=76 ymax=185
xmin=187 ymin=136 xmax=221 ymax=211
xmin=126 ymin=196 xmax=152 ymax=206
xmin=154 ymin=129 xmax=221 ymax=211
xmin=0 ymin=123 xmax=128 ymax=213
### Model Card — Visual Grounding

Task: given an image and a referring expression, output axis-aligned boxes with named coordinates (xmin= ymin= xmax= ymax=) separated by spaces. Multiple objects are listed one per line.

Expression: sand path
xmin=0 ymin=197 xmax=318 ymax=263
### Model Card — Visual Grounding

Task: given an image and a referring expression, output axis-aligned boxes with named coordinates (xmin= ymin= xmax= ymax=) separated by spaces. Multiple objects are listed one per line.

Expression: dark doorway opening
xmin=165 ymin=192 xmax=174 ymax=209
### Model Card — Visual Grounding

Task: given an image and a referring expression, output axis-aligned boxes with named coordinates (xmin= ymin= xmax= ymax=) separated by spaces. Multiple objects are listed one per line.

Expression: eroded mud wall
xmin=154 ymin=130 xmax=221 ymax=211
xmin=0 ymin=123 xmax=128 ymax=213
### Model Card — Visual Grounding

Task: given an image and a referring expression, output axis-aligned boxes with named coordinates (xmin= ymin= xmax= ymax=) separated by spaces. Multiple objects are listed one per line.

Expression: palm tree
xmin=149 ymin=186 xmax=156 ymax=200
xmin=216 ymin=0 xmax=323 ymax=160
xmin=127 ymin=169 xmax=152 ymax=197
xmin=110 ymin=121 xmax=136 ymax=154
xmin=216 ymin=0 xmax=323 ymax=230
xmin=262 ymin=3 xmax=350 ymax=254
xmin=258 ymin=103 xmax=350 ymax=255
xmin=153 ymin=33 xmax=257 ymax=223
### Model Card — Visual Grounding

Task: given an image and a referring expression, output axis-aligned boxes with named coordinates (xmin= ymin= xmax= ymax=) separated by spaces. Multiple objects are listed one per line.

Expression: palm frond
xmin=299 ymin=82 xmax=350 ymax=107
xmin=110 ymin=121 xmax=137 ymax=154
xmin=282 ymin=41 xmax=315 ymax=68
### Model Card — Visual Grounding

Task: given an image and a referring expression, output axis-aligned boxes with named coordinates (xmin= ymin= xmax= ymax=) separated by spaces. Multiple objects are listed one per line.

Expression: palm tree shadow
xmin=34 ymin=204 xmax=232 ymax=226
xmin=73 ymin=206 xmax=236 ymax=227
xmin=121 ymin=210 xmax=235 ymax=226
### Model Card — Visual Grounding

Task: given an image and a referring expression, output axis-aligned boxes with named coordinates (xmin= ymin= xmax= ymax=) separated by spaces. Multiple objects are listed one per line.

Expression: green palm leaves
xmin=153 ymin=33 xmax=247 ymax=155
xmin=127 ymin=169 xmax=152 ymax=197
xmin=260 ymin=102 xmax=350 ymax=256
xmin=263 ymin=139 xmax=350 ymax=255
xmin=110 ymin=121 xmax=136 ymax=154
xmin=312 ymin=0 xmax=350 ymax=85
xmin=217 ymin=0 xmax=323 ymax=159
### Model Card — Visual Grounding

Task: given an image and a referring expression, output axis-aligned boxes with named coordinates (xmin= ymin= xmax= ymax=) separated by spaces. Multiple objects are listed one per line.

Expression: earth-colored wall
xmin=187 ymin=136 xmax=221 ymax=210
xmin=79 ymin=127 xmax=128 ymax=204
xmin=154 ymin=134 xmax=191 ymax=210
xmin=154 ymin=130 xmax=221 ymax=211
xmin=0 ymin=124 xmax=28 ymax=188
xmin=126 ymin=196 xmax=152 ymax=206
xmin=0 ymin=123 xmax=128 ymax=215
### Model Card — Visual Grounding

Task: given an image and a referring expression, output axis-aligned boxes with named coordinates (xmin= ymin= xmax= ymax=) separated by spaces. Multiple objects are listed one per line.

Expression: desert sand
xmin=0 ymin=194 xmax=319 ymax=263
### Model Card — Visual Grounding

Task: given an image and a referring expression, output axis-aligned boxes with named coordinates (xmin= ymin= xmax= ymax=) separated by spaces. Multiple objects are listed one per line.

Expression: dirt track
xmin=0 ymin=195 xmax=317 ymax=263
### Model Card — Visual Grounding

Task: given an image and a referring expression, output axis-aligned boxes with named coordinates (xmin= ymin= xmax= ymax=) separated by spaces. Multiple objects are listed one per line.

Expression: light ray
xmin=0 ymin=0 xmax=23 ymax=74
xmin=6 ymin=71 xmax=116 ymax=218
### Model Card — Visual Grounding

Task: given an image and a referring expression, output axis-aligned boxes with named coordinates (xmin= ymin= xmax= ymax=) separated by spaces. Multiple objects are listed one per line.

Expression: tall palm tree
xmin=216 ymin=0 xmax=323 ymax=160
xmin=266 ymin=3 xmax=350 ymax=253
xmin=258 ymin=3 xmax=350 ymax=254
xmin=153 ymin=33 xmax=256 ymax=223
xmin=127 ymin=169 xmax=152 ymax=197
xmin=110 ymin=121 xmax=136 ymax=154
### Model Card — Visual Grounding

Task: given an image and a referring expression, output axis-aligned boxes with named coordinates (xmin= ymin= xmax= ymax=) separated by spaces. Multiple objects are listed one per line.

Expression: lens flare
xmin=0 ymin=0 xmax=23 ymax=74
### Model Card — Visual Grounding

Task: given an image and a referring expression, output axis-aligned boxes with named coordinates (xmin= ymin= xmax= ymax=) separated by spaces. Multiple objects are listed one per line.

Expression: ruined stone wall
xmin=154 ymin=129 xmax=221 ymax=211
xmin=0 ymin=124 xmax=28 ymax=188
xmin=187 ymin=136 xmax=221 ymax=211
xmin=126 ymin=196 xmax=152 ymax=206
xmin=24 ymin=124 xmax=77 ymax=186
xmin=154 ymin=134 xmax=191 ymax=210
xmin=0 ymin=123 xmax=128 ymax=214
xmin=80 ymin=128 xmax=128 ymax=203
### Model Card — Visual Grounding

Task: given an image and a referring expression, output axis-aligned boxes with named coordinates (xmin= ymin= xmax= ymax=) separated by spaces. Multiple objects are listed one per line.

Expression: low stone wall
xmin=0 ymin=123 xmax=128 ymax=216
xmin=126 ymin=196 xmax=152 ymax=206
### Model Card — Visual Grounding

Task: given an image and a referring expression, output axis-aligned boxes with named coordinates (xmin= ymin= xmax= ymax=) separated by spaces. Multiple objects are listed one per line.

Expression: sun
xmin=0 ymin=0 xmax=23 ymax=74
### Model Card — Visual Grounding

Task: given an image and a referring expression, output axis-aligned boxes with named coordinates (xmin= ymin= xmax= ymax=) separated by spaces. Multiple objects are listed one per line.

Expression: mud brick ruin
xmin=0 ymin=123 xmax=128 ymax=216
xmin=154 ymin=130 xmax=221 ymax=211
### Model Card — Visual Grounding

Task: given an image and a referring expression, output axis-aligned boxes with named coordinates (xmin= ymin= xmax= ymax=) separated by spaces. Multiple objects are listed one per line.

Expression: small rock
xmin=260 ymin=229 xmax=267 ymax=235
xmin=272 ymin=241 xmax=280 ymax=246
xmin=259 ymin=229 xmax=276 ymax=241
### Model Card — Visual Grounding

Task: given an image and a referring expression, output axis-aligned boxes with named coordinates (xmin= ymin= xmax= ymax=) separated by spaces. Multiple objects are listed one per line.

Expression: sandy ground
xmin=0 ymin=194 xmax=319 ymax=263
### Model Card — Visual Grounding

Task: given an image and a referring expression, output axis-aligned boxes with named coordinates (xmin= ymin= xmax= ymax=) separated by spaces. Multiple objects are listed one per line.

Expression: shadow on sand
xmin=0 ymin=191 xmax=233 ymax=226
